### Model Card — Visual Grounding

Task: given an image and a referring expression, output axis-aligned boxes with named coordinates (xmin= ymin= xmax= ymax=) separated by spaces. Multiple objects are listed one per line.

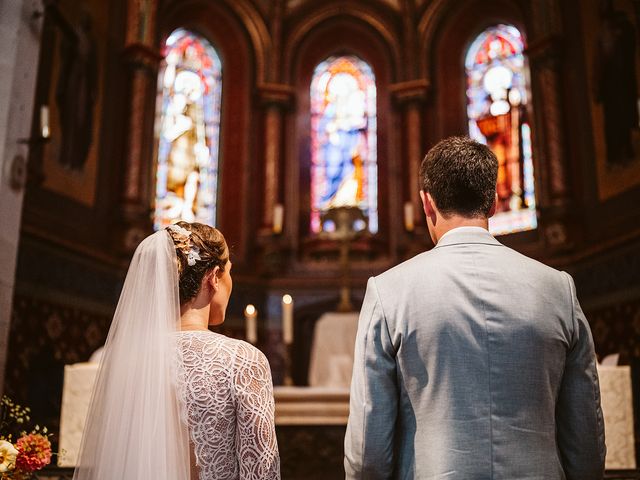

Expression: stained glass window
xmin=153 ymin=29 xmax=222 ymax=230
xmin=310 ymin=56 xmax=378 ymax=233
xmin=466 ymin=24 xmax=537 ymax=235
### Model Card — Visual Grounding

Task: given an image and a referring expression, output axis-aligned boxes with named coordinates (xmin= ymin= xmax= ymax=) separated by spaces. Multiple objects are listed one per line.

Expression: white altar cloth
xmin=58 ymin=363 xmax=100 ymax=467
xmin=597 ymin=365 xmax=636 ymax=469
xmin=308 ymin=312 xmax=359 ymax=387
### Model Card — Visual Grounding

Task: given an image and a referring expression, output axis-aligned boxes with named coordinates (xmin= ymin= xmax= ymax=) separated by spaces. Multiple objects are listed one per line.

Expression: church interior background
xmin=1 ymin=0 xmax=640 ymax=478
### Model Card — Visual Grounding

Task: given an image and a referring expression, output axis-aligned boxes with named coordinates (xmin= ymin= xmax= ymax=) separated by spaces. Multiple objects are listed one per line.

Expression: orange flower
xmin=15 ymin=434 xmax=51 ymax=472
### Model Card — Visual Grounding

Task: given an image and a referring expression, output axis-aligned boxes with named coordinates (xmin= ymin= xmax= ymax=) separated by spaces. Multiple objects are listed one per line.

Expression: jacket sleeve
xmin=344 ymin=277 xmax=398 ymax=480
xmin=556 ymin=272 xmax=606 ymax=480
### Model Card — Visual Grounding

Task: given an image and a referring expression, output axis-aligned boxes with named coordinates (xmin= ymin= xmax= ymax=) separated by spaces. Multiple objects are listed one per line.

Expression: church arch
xmin=159 ymin=0 xmax=269 ymax=85
xmin=283 ymin=4 xmax=402 ymax=83
xmin=428 ymin=0 xmax=540 ymax=240
xmin=286 ymin=16 xmax=397 ymax=253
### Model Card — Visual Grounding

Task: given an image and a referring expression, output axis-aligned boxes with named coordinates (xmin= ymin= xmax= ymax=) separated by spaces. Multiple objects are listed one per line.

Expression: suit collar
xmin=434 ymin=226 xmax=502 ymax=248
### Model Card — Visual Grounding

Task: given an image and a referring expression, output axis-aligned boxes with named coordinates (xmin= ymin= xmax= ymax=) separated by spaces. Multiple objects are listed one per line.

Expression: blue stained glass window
xmin=153 ymin=29 xmax=222 ymax=230
xmin=310 ymin=56 xmax=378 ymax=233
xmin=466 ymin=24 xmax=537 ymax=236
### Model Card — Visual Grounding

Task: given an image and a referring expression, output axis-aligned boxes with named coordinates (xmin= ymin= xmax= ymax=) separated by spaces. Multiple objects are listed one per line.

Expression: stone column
xmin=118 ymin=0 xmax=161 ymax=252
xmin=525 ymin=0 xmax=575 ymax=249
xmin=527 ymin=37 xmax=568 ymax=206
xmin=527 ymin=36 xmax=575 ymax=249
xmin=400 ymin=0 xmax=419 ymax=80
xmin=390 ymin=80 xmax=429 ymax=230
xmin=0 ymin=0 xmax=44 ymax=392
xmin=257 ymin=84 xmax=293 ymax=235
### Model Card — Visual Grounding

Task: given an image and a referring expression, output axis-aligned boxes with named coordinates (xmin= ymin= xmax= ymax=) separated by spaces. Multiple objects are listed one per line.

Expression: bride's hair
xmin=166 ymin=222 xmax=229 ymax=304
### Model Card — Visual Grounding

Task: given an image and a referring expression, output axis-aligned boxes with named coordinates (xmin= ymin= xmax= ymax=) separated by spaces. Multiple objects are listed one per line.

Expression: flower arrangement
xmin=0 ymin=396 xmax=52 ymax=479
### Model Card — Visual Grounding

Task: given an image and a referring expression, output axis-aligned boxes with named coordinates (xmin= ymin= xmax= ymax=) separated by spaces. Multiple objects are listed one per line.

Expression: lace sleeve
xmin=232 ymin=342 xmax=281 ymax=480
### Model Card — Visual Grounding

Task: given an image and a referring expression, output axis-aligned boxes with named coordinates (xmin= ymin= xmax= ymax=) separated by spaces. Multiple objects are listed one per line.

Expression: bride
xmin=73 ymin=222 xmax=280 ymax=479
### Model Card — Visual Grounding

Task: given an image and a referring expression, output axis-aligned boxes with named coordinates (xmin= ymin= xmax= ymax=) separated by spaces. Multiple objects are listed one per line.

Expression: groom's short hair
xmin=420 ymin=136 xmax=498 ymax=218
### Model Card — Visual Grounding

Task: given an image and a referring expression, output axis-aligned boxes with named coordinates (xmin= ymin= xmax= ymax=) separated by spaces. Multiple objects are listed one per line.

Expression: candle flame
xmin=245 ymin=304 xmax=256 ymax=316
xmin=282 ymin=294 xmax=293 ymax=305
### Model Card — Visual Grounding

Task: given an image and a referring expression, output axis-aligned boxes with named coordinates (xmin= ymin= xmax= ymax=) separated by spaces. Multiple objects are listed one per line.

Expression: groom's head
xmin=420 ymin=136 xmax=498 ymax=217
xmin=419 ymin=136 xmax=498 ymax=239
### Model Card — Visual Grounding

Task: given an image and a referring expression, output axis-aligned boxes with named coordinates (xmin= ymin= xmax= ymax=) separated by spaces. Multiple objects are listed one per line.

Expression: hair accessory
xmin=167 ymin=224 xmax=202 ymax=266
xmin=187 ymin=246 xmax=201 ymax=266
xmin=167 ymin=224 xmax=191 ymax=238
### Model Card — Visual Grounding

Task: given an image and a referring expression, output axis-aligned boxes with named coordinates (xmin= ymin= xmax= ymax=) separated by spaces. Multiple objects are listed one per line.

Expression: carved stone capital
xmin=526 ymin=34 xmax=563 ymax=69
xmin=537 ymin=202 xmax=579 ymax=253
xmin=389 ymin=79 xmax=430 ymax=105
xmin=122 ymin=43 xmax=163 ymax=72
xmin=257 ymin=83 xmax=295 ymax=109
xmin=114 ymin=202 xmax=153 ymax=254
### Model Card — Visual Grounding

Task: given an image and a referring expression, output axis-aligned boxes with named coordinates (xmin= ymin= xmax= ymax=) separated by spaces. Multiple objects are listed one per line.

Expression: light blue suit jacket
xmin=345 ymin=228 xmax=605 ymax=479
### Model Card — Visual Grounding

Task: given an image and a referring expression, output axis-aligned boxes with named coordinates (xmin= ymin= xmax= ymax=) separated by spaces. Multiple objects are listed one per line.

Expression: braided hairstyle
xmin=166 ymin=222 xmax=229 ymax=305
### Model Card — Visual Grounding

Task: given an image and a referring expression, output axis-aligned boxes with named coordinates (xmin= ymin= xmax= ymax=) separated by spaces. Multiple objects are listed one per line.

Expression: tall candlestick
xmin=282 ymin=294 xmax=293 ymax=344
xmin=404 ymin=201 xmax=415 ymax=232
xmin=244 ymin=304 xmax=258 ymax=344
xmin=40 ymin=105 xmax=50 ymax=139
xmin=273 ymin=204 xmax=284 ymax=234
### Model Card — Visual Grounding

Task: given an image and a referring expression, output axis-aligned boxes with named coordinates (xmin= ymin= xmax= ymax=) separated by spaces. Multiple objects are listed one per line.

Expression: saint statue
xmin=50 ymin=5 xmax=98 ymax=171
xmin=595 ymin=1 xmax=639 ymax=167
xmin=318 ymin=73 xmax=367 ymax=208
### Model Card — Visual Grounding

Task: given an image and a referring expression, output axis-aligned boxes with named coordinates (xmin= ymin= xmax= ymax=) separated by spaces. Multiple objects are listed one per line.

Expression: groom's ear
xmin=420 ymin=190 xmax=435 ymax=220
xmin=420 ymin=190 xmax=428 ymax=216
xmin=488 ymin=191 xmax=498 ymax=218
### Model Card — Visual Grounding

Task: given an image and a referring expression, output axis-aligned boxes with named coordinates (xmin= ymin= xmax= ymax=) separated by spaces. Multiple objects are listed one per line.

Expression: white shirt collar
xmin=438 ymin=226 xmax=489 ymax=244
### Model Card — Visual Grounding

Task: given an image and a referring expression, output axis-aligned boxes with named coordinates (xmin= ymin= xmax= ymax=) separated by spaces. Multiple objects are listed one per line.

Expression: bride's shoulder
xmin=230 ymin=338 xmax=268 ymax=364
xmin=217 ymin=338 xmax=270 ymax=372
xmin=179 ymin=331 xmax=270 ymax=368
xmin=177 ymin=330 xmax=232 ymax=354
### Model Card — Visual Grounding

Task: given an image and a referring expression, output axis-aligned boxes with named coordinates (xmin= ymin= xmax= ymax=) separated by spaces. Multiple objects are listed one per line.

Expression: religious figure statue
xmin=595 ymin=0 xmax=639 ymax=167
xmin=157 ymin=68 xmax=208 ymax=225
xmin=477 ymin=111 xmax=522 ymax=213
xmin=318 ymin=74 xmax=367 ymax=208
xmin=49 ymin=4 xmax=99 ymax=171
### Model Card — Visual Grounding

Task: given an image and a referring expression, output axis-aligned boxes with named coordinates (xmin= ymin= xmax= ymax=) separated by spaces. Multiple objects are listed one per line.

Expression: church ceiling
xmin=252 ymin=0 xmax=273 ymax=18
xmin=285 ymin=0 xmax=403 ymax=15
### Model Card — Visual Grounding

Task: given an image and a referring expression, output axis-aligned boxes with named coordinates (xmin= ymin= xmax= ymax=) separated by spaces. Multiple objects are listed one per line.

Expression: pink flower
xmin=15 ymin=434 xmax=51 ymax=472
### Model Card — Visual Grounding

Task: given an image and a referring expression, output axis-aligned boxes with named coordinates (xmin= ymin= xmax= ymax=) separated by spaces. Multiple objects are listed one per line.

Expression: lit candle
xmin=404 ymin=201 xmax=415 ymax=231
xmin=244 ymin=304 xmax=258 ymax=344
xmin=40 ymin=105 xmax=50 ymax=139
xmin=273 ymin=204 xmax=284 ymax=234
xmin=282 ymin=294 xmax=293 ymax=344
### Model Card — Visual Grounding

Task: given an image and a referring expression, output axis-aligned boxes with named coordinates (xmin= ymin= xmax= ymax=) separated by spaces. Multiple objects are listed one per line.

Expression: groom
xmin=345 ymin=137 xmax=606 ymax=479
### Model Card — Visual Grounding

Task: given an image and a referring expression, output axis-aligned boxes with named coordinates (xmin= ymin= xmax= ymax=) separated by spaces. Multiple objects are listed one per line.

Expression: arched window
xmin=153 ymin=29 xmax=222 ymax=230
xmin=310 ymin=56 xmax=378 ymax=233
xmin=466 ymin=24 xmax=536 ymax=235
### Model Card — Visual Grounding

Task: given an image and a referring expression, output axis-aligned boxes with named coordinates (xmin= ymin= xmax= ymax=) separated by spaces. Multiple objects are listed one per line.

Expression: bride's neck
xmin=180 ymin=300 xmax=210 ymax=331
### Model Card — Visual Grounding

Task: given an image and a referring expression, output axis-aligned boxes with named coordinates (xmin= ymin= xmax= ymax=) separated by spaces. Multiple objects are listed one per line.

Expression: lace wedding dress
xmin=176 ymin=330 xmax=281 ymax=480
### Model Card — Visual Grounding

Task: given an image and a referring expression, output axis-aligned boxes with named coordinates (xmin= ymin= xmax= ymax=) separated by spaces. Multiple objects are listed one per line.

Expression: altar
xmin=55 ymin=293 xmax=637 ymax=476
xmin=58 ymin=359 xmax=636 ymax=478
xmin=56 ymin=304 xmax=637 ymax=476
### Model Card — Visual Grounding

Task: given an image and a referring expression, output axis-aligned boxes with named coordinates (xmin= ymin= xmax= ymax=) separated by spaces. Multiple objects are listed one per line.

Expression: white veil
xmin=73 ymin=231 xmax=190 ymax=480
